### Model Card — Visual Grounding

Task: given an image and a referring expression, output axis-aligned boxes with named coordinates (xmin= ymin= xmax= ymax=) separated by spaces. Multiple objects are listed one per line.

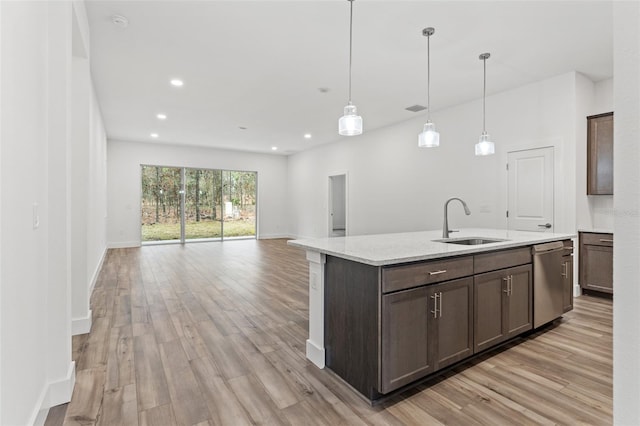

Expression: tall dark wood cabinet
xmin=587 ymin=112 xmax=614 ymax=195
xmin=579 ymin=232 xmax=613 ymax=294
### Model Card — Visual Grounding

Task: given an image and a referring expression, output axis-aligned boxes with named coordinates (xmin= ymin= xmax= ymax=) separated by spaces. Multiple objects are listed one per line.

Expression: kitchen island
xmin=288 ymin=228 xmax=575 ymax=402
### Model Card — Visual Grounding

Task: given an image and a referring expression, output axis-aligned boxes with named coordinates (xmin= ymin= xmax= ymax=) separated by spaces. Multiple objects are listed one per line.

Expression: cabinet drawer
xmin=382 ymin=256 xmax=473 ymax=293
xmin=580 ymin=232 xmax=613 ymax=247
xmin=474 ymin=247 xmax=531 ymax=274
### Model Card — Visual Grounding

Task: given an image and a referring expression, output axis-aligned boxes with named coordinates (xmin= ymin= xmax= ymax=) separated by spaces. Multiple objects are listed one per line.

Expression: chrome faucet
xmin=443 ymin=197 xmax=471 ymax=238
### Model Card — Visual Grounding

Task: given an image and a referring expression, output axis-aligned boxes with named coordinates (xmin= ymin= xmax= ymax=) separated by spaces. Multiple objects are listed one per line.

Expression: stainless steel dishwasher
xmin=532 ymin=241 xmax=564 ymax=328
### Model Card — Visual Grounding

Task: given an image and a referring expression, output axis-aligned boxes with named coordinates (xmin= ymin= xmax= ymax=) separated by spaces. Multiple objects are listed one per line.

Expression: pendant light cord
xmin=348 ymin=0 xmax=354 ymax=104
xmin=427 ymin=33 xmax=431 ymax=121
xmin=482 ymin=56 xmax=486 ymax=133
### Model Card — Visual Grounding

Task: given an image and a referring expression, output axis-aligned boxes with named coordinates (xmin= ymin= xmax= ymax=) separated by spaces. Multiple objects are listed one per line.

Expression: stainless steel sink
xmin=434 ymin=237 xmax=507 ymax=245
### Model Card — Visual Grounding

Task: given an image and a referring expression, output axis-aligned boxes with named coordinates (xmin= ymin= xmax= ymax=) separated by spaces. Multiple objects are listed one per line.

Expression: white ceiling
xmin=86 ymin=1 xmax=613 ymax=155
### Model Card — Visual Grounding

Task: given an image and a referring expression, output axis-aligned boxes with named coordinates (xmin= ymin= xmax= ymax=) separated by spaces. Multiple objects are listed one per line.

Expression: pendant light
xmin=475 ymin=52 xmax=495 ymax=156
xmin=418 ymin=27 xmax=440 ymax=148
xmin=338 ymin=0 xmax=363 ymax=136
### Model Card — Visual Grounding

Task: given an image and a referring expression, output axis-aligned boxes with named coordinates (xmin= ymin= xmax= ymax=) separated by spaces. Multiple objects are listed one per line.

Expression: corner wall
xmin=107 ymin=140 xmax=289 ymax=247
xmin=288 ymin=72 xmax=580 ymax=239
xmin=0 ymin=1 xmax=108 ymax=423
xmin=613 ymin=2 xmax=640 ymax=423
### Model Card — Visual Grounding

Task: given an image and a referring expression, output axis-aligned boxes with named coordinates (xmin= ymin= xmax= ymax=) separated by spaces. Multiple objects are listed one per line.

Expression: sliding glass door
xmin=222 ymin=171 xmax=257 ymax=239
xmin=141 ymin=166 xmax=182 ymax=242
xmin=141 ymin=165 xmax=256 ymax=243
xmin=184 ymin=169 xmax=223 ymax=240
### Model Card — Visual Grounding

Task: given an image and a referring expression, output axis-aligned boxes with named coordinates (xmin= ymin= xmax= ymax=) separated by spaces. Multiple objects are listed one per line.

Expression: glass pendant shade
xmin=475 ymin=132 xmax=495 ymax=156
xmin=339 ymin=103 xmax=363 ymax=136
xmin=418 ymin=121 xmax=440 ymax=147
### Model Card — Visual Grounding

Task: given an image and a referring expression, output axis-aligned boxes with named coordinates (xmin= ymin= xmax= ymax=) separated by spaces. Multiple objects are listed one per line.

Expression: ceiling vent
xmin=405 ymin=104 xmax=427 ymax=112
xmin=111 ymin=14 xmax=129 ymax=28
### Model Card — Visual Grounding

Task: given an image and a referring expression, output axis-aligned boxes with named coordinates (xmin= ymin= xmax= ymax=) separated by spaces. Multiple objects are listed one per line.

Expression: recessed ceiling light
xmin=170 ymin=79 xmax=184 ymax=87
xmin=157 ymin=113 xmax=167 ymax=120
xmin=304 ymin=133 xmax=312 ymax=139
xmin=271 ymin=146 xmax=278 ymax=151
xmin=150 ymin=133 xmax=159 ymax=138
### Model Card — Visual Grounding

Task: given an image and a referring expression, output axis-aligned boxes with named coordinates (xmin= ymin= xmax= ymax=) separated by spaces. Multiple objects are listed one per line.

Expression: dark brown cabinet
xmin=380 ymin=277 xmax=473 ymax=394
xmin=579 ymin=232 xmax=613 ymax=294
xmin=380 ymin=285 xmax=434 ymax=393
xmin=474 ymin=264 xmax=532 ymax=353
xmin=562 ymin=240 xmax=574 ymax=312
xmin=587 ymin=112 xmax=614 ymax=195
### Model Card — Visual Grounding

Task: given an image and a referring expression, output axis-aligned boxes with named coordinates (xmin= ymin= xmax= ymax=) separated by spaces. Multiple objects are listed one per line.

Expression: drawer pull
xmin=599 ymin=239 xmax=614 ymax=243
xmin=428 ymin=270 xmax=447 ymax=276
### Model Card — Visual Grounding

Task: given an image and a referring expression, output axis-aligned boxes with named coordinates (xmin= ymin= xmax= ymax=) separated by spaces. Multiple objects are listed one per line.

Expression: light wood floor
xmin=47 ymin=239 xmax=612 ymax=426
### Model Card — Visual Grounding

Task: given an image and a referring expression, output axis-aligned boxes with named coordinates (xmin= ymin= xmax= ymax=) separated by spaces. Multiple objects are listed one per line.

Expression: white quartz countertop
xmin=288 ymin=228 xmax=576 ymax=266
xmin=578 ymin=228 xmax=613 ymax=234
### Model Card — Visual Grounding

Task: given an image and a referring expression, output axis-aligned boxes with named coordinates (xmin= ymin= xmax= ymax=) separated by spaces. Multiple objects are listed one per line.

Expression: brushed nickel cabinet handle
xmin=429 ymin=270 xmax=447 ymax=276
xmin=509 ymin=276 xmax=513 ymax=296
xmin=430 ymin=294 xmax=439 ymax=318
xmin=503 ymin=277 xmax=509 ymax=294
xmin=561 ymin=262 xmax=567 ymax=278
xmin=600 ymin=239 xmax=614 ymax=243
xmin=439 ymin=292 xmax=443 ymax=318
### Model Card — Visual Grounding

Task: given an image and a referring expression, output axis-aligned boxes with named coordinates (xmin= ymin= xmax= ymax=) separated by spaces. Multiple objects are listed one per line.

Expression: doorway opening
xmin=140 ymin=165 xmax=257 ymax=244
xmin=328 ymin=174 xmax=347 ymax=237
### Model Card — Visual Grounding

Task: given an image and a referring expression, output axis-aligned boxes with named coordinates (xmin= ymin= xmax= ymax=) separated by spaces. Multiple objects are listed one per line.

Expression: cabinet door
xmin=587 ymin=112 xmax=614 ymax=195
xmin=429 ymin=277 xmax=473 ymax=370
xmin=474 ymin=270 xmax=507 ymax=353
xmin=380 ymin=287 xmax=434 ymax=393
xmin=582 ymin=244 xmax=613 ymax=293
xmin=505 ymin=264 xmax=533 ymax=338
xmin=562 ymin=256 xmax=574 ymax=312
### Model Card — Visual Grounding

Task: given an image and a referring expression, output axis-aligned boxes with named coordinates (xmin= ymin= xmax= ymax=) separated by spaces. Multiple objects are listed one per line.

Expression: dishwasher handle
xmin=531 ymin=241 xmax=564 ymax=255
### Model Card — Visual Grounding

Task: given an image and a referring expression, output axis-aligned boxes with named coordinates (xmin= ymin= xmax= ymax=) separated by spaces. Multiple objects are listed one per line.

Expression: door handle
xmin=538 ymin=223 xmax=552 ymax=229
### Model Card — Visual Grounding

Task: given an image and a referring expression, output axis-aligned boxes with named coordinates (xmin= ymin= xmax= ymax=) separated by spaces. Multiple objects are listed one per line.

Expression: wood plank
xmin=97 ymin=383 xmax=138 ymax=426
xmin=190 ymin=356 xmax=252 ymax=426
xmin=133 ymin=333 xmax=171 ymax=411
xmin=159 ymin=339 xmax=210 ymax=426
xmin=63 ymin=367 xmax=106 ymax=425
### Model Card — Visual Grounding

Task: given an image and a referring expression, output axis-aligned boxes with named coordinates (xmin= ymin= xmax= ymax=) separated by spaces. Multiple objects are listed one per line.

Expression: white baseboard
xmin=258 ymin=233 xmax=294 ymax=240
xmin=88 ymin=247 xmax=107 ymax=297
xmin=30 ymin=361 xmax=76 ymax=426
xmin=72 ymin=310 xmax=92 ymax=335
xmin=306 ymin=339 xmax=325 ymax=369
xmin=107 ymin=241 xmax=141 ymax=248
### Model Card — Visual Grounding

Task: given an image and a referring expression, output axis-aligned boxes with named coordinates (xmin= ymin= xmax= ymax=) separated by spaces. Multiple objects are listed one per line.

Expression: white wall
xmin=575 ymin=77 xmax=614 ymax=232
xmin=288 ymin=72 xmax=579 ymax=239
xmin=70 ymin=54 xmax=108 ymax=334
xmin=613 ymin=2 xmax=640 ymax=423
xmin=0 ymin=1 xmax=107 ymax=424
xmin=107 ymin=140 xmax=289 ymax=247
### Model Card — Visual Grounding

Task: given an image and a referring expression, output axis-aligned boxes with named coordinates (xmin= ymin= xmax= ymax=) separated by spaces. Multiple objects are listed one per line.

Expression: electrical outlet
xmin=33 ymin=203 xmax=40 ymax=229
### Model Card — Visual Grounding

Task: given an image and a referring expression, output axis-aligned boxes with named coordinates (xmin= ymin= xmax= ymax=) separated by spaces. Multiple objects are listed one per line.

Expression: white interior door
xmin=329 ymin=174 xmax=346 ymax=237
xmin=507 ymin=147 xmax=554 ymax=232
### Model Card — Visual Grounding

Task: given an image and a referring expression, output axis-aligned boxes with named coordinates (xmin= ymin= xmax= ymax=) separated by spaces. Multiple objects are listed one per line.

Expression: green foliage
xmin=142 ymin=220 xmax=256 ymax=241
